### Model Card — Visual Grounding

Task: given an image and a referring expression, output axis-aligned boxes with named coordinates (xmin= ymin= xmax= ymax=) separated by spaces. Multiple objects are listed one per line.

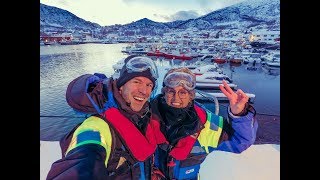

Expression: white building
xmin=248 ymin=30 xmax=280 ymax=44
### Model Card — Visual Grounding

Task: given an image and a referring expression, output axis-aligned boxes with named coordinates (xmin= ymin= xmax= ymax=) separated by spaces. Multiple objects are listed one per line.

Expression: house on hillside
xmin=248 ymin=30 xmax=280 ymax=44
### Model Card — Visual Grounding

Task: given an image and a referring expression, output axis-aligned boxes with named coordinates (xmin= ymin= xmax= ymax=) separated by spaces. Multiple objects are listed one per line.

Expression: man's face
xmin=119 ymin=76 xmax=154 ymax=112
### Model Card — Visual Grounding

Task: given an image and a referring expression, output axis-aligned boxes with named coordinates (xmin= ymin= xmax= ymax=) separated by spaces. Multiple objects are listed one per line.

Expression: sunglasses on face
xmin=165 ymin=88 xmax=190 ymax=99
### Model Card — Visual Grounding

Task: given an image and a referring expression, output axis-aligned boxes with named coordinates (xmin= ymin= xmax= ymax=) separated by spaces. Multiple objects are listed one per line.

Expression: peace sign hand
xmin=219 ymin=80 xmax=249 ymax=115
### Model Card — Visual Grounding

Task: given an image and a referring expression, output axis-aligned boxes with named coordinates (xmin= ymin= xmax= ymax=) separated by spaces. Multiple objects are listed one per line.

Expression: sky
xmin=40 ymin=0 xmax=246 ymax=26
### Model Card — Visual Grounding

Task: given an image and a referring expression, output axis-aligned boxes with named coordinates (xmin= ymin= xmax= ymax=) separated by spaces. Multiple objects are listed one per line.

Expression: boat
xmin=43 ymin=41 xmax=60 ymax=45
xmin=60 ymin=39 xmax=81 ymax=45
xmin=260 ymin=50 xmax=280 ymax=62
xmin=261 ymin=51 xmax=280 ymax=67
xmin=196 ymin=82 xmax=237 ymax=89
xmin=265 ymin=61 xmax=280 ymax=67
xmin=121 ymin=45 xmax=148 ymax=55
xmin=229 ymin=57 xmax=243 ymax=64
xmin=176 ymin=60 xmax=213 ymax=71
xmin=213 ymin=58 xmax=227 ymax=64
xmin=246 ymin=65 xmax=258 ymax=71
xmin=111 ymin=58 xmax=125 ymax=79
xmin=191 ymin=64 xmax=223 ymax=75
xmin=228 ymin=53 xmax=243 ymax=64
xmin=147 ymin=49 xmax=166 ymax=57
xmin=199 ymin=54 xmax=215 ymax=61
xmin=163 ymin=50 xmax=193 ymax=61
xmin=196 ymin=72 xmax=232 ymax=84
xmin=262 ymin=65 xmax=280 ymax=76
xmin=242 ymin=53 xmax=262 ymax=64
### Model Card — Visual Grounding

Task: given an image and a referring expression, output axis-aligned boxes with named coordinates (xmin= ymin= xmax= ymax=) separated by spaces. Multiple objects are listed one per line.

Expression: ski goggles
xmin=163 ymin=72 xmax=196 ymax=91
xmin=126 ymin=56 xmax=159 ymax=79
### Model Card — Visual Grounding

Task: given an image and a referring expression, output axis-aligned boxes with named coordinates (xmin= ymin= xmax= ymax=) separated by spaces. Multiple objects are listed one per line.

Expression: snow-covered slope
xmin=40 ymin=3 xmax=101 ymax=32
xmin=177 ymin=0 xmax=279 ymax=29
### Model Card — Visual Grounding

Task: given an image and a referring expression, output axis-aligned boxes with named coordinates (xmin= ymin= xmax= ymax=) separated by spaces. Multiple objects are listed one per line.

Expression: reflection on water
xmin=40 ymin=44 xmax=280 ymax=141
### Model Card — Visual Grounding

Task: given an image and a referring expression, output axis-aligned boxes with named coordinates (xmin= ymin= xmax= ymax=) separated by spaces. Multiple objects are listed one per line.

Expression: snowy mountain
xmin=163 ymin=20 xmax=188 ymax=29
xmin=114 ymin=0 xmax=279 ymax=30
xmin=121 ymin=18 xmax=170 ymax=36
xmin=40 ymin=3 xmax=101 ymax=32
xmin=183 ymin=0 xmax=280 ymax=30
xmin=40 ymin=0 xmax=279 ymax=33
xmin=126 ymin=18 xmax=169 ymax=29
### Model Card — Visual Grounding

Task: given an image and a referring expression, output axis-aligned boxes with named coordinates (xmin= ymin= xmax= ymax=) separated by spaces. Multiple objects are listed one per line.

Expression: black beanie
xmin=116 ymin=55 xmax=156 ymax=89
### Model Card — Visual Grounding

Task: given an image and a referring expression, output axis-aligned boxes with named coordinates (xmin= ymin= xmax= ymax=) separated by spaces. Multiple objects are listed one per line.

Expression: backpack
xmin=66 ymin=73 xmax=108 ymax=115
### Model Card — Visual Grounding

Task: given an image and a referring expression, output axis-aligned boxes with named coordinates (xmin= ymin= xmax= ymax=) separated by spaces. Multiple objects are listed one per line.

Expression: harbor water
xmin=40 ymin=43 xmax=280 ymax=143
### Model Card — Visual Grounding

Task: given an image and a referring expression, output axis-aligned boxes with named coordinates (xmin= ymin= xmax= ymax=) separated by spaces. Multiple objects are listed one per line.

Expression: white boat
xmin=179 ymin=60 xmax=211 ymax=70
xmin=111 ymin=58 xmax=125 ymax=79
xmin=260 ymin=50 xmax=280 ymax=67
xmin=262 ymin=65 xmax=280 ymax=76
xmin=43 ymin=41 xmax=60 ymax=46
xmin=196 ymin=72 xmax=232 ymax=84
xmin=265 ymin=61 xmax=280 ymax=67
xmin=242 ymin=53 xmax=262 ymax=64
xmin=191 ymin=64 xmax=223 ymax=75
xmin=196 ymin=82 xmax=237 ymax=89
xmin=261 ymin=50 xmax=280 ymax=62
xmin=121 ymin=44 xmax=148 ymax=55
xmin=198 ymin=54 xmax=215 ymax=61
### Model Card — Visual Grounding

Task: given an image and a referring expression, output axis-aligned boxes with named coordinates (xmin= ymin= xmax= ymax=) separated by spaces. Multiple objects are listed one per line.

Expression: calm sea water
xmin=40 ymin=43 xmax=280 ymax=141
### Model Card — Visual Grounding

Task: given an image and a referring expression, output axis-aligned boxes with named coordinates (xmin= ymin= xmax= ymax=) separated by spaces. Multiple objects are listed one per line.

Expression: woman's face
xmin=164 ymin=86 xmax=191 ymax=108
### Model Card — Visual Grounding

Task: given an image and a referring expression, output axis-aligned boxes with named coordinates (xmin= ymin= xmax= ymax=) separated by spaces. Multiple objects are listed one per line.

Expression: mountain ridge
xmin=40 ymin=0 xmax=279 ymax=33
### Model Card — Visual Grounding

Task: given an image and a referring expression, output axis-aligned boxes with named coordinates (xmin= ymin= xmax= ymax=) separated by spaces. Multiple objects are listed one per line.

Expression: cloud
xmin=57 ymin=0 xmax=69 ymax=6
xmin=154 ymin=10 xmax=200 ymax=22
xmin=41 ymin=0 xmax=70 ymax=7
xmin=40 ymin=0 xmax=245 ymax=25
xmin=122 ymin=0 xmax=244 ymax=6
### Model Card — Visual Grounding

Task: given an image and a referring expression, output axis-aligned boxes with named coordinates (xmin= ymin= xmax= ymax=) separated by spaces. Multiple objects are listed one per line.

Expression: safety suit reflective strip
xmin=65 ymin=116 xmax=112 ymax=167
xmin=197 ymin=111 xmax=223 ymax=153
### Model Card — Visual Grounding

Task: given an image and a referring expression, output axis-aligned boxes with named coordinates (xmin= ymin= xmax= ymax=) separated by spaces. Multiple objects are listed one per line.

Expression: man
xmin=46 ymin=55 xmax=162 ymax=180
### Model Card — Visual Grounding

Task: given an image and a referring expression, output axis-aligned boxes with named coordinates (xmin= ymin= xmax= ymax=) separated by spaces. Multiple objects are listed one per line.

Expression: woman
xmin=150 ymin=67 xmax=258 ymax=180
